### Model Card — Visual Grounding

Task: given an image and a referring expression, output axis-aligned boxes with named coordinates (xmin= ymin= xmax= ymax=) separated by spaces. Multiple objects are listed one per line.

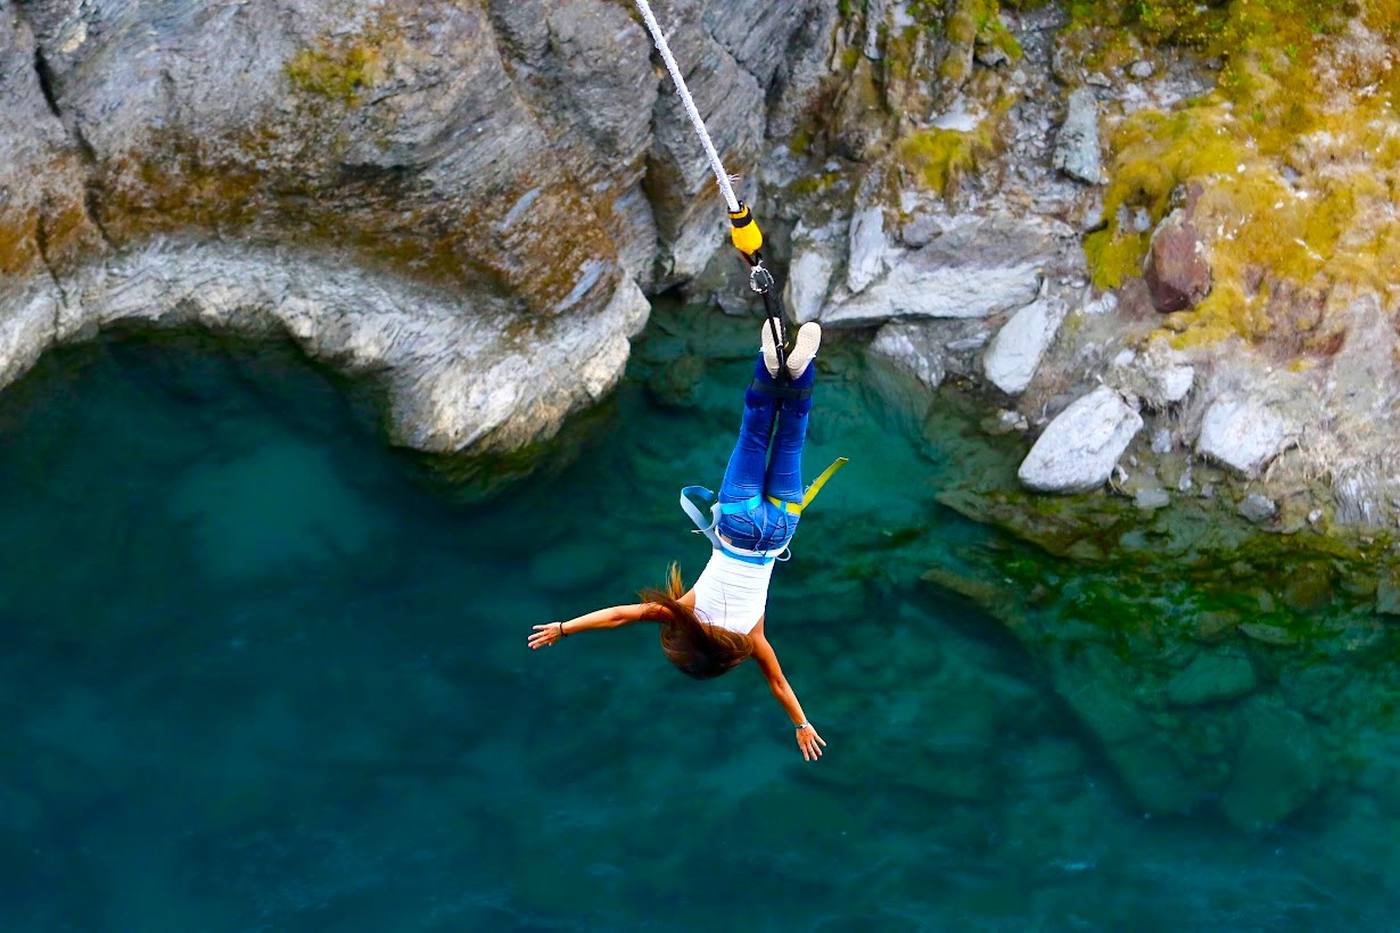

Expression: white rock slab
xmin=1018 ymin=386 xmax=1144 ymax=493
xmin=822 ymin=257 xmax=1043 ymax=326
xmin=820 ymin=214 xmax=1057 ymax=327
xmin=983 ymin=298 xmax=1065 ymax=395
xmin=785 ymin=243 xmax=837 ymax=324
xmin=846 ymin=207 xmax=888 ymax=294
xmin=1196 ymin=397 xmax=1295 ymax=477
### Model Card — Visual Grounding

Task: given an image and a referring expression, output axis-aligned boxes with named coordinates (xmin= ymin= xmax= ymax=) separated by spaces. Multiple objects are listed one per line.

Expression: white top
xmin=691 ymin=548 xmax=775 ymax=635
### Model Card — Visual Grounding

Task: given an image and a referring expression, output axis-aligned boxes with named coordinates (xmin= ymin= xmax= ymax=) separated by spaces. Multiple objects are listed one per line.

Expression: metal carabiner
xmin=749 ymin=260 xmax=775 ymax=295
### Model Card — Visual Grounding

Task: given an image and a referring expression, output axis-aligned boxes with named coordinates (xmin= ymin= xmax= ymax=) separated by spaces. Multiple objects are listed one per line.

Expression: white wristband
xmin=795 ymin=721 xmax=811 ymax=731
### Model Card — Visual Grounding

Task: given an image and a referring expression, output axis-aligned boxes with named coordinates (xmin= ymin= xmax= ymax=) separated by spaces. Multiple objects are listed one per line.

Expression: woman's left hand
xmin=796 ymin=724 xmax=826 ymax=761
xmin=528 ymin=622 xmax=566 ymax=650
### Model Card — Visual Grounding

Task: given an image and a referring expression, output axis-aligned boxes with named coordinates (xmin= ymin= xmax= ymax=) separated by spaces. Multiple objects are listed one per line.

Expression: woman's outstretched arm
xmin=749 ymin=619 xmax=826 ymax=761
xmin=527 ymin=592 xmax=695 ymax=649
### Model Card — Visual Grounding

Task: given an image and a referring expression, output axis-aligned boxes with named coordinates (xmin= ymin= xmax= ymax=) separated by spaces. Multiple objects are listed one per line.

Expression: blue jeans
xmin=716 ymin=354 xmax=815 ymax=552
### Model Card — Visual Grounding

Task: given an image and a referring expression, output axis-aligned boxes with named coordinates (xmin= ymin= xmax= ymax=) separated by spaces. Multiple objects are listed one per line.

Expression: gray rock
xmin=946 ymin=333 xmax=991 ymax=353
xmin=1109 ymin=340 xmax=1195 ymax=410
xmin=1151 ymin=428 xmax=1173 ymax=454
xmin=1134 ymin=487 xmax=1170 ymax=510
xmin=1018 ymin=386 xmax=1144 ymax=493
xmin=868 ymin=322 xmax=947 ymax=391
xmin=983 ymin=298 xmax=1066 ymax=395
xmin=1196 ymin=397 xmax=1296 ymax=478
xmin=900 ymin=211 xmax=942 ymax=248
xmin=862 ymin=0 xmax=889 ymax=59
xmin=1053 ymin=87 xmax=1103 ymax=184
xmin=1238 ymin=493 xmax=1278 ymax=524
xmin=1081 ymin=292 xmax=1118 ymax=316
xmin=846 ymin=206 xmax=888 ymax=294
xmin=785 ymin=231 xmax=839 ymax=324
xmin=1128 ymin=60 xmax=1155 ymax=79
xmin=1166 ymin=652 xmax=1257 ymax=707
xmin=822 ymin=214 xmax=1060 ymax=327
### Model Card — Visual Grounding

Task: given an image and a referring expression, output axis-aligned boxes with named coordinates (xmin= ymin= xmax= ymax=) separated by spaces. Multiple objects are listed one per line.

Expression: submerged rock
xmin=1165 ymin=652 xmax=1257 ymax=707
xmin=1017 ymin=386 xmax=1143 ymax=493
xmin=1238 ymin=493 xmax=1279 ymax=524
xmin=1134 ymin=487 xmax=1170 ymax=510
xmin=1221 ymin=697 xmax=1323 ymax=830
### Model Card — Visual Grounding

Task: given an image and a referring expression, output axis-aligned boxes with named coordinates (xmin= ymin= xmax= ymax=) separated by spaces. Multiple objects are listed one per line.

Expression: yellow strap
xmin=767 ymin=457 xmax=849 ymax=515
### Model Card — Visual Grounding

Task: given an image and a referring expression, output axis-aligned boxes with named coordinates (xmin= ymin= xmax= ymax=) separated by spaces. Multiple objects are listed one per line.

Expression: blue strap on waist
xmin=679 ymin=486 xmax=789 ymax=565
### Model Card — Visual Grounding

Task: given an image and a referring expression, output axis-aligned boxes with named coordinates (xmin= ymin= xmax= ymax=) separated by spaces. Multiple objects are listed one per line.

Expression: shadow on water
xmin=1 ymin=304 xmax=1399 ymax=930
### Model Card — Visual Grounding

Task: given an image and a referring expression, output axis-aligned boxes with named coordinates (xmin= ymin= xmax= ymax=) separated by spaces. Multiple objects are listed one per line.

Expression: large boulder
xmin=1018 ymin=386 xmax=1144 ymax=493
xmin=821 ymin=214 xmax=1064 ymax=327
xmin=1165 ymin=652 xmax=1257 ymax=707
xmin=983 ymin=297 xmax=1065 ymax=395
xmin=1145 ymin=209 xmax=1213 ymax=312
xmin=1196 ymin=396 xmax=1296 ymax=478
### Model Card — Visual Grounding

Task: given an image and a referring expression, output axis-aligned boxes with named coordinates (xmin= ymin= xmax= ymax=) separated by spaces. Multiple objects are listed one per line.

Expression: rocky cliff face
xmin=769 ymin=0 xmax=1398 ymax=531
xmin=0 ymin=0 xmax=833 ymax=452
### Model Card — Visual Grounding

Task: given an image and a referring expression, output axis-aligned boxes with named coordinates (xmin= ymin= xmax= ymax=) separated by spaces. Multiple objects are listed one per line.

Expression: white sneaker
xmin=760 ymin=320 xmax=785 ymax=378
xmin=786 ymin=321 xmax=822 ymax=378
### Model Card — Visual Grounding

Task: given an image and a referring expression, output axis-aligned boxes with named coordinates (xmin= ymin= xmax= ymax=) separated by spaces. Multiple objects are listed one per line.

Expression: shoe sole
xmin=760 ymin=320 xmax=784 ymax=378
xmin=786 ymin=322 xmax=822 ymax=377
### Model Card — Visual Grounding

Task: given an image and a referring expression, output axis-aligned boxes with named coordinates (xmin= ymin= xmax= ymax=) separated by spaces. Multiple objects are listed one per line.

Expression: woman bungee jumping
xmin=528 ymin=320 xmax=838 ymax=761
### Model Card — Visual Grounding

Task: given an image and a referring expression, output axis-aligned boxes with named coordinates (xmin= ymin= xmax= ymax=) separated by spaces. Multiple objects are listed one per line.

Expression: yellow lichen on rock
xmin=1077 ymin=0 xmax=1399 ymax=347
xmin=286 ymin=36 xmax=388 ymax=103
xmin=897 ymin=92 xmax=1015 ymax=197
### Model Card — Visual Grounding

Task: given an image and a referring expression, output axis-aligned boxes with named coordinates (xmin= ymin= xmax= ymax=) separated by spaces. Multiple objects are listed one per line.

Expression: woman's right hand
xmin=528 ymin=622 xmax=566 ymax=650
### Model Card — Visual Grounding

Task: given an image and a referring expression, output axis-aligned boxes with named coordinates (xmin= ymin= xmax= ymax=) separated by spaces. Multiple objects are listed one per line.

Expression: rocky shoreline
xmin=756 ymin=0 xmax=1399 ymax=532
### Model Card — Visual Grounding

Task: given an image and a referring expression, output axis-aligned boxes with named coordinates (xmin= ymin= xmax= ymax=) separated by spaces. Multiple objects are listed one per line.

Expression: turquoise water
xmin=2 ymin=310 xmax=1399 ymax=930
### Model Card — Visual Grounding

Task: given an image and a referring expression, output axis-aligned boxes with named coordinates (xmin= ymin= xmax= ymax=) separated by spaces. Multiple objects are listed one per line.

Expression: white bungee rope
xmin=633 ymin=0 xmax=742 ymax=214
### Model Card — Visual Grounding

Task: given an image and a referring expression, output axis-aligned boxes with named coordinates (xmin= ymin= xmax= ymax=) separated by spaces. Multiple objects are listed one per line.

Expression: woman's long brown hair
xmin=641 ymin=563 xmax=753 ymax=680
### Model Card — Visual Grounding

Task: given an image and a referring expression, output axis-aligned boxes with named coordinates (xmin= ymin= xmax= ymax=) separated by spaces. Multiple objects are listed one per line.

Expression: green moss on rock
xmin=286 ymin=43 xmax=385 ymax=102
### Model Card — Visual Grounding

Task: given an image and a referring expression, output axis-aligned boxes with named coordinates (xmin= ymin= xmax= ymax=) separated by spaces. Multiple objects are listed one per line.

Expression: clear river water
xmin=2 ymin=305 xmax=1399 ymax=930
